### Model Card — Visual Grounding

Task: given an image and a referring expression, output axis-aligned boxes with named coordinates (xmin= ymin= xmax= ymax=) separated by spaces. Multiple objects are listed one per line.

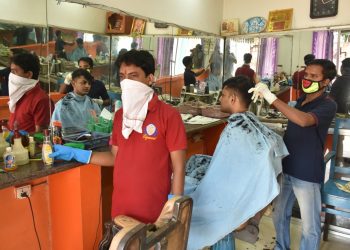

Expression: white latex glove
xmin=248 ymin=82 xmax=277 ymax=104
xmin=64 ymin=72 xmax=72 ymax=85
xmin=92 ymin=98 xmax=104 ymax=105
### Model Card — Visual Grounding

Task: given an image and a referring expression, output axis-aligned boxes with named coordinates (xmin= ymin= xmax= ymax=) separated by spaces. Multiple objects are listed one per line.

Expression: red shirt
xmin=9 ymin=84 xmax=53 ymax=133
xmin=235 ymin=64 xmax=255 ymax=83
xmin=110 ymin=94 xmax=187 ymax=223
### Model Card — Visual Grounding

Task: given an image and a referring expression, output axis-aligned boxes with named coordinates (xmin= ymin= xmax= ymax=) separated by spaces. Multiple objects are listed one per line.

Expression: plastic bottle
xmin=3 ymin=147 xmax=16 ymax=171
xmin=11 ymin=127 xmax=29 ymax=166
xmin=0 ymin=126 xmax=9 ymax=158
xmin=51 ymin=121 xmax=63 ymax=145
xmin=42 ymin=129 xmax=53 ymax=166
xmin=28 ymin=136 xmax=36 ymax=158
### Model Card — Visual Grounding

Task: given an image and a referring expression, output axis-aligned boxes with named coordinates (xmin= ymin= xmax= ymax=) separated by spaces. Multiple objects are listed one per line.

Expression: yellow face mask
xmin=302 ymin=78 xmax=322 ymax=94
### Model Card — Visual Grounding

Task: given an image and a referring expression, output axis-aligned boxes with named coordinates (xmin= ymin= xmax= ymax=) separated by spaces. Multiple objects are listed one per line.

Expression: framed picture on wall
xmin=106 ymin=12 xmax=126 ymax=34
xmin=131 ymin=18 xmax=146 ymax=35
xmin=221 ymin=19 xmax=240 ymax=36
xmin=177 ymin=28 xmax=193 ymax=36
xmin=267 ymin=8 xmax=293 ymax=32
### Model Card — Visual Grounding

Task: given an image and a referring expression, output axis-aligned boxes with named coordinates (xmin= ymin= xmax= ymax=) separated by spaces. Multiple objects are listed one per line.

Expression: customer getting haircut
xmin=308 ymin=59 xmax=337 ymax=81
xmin=11 ymin=53 xmax=40 ymax=79
xmin=223 ymin=75 xmax=254 ymax=108
xmin=71 ymin=68 xmax=94 ymax=84
xmin=116 ymin=50 xmax=155 ymax=76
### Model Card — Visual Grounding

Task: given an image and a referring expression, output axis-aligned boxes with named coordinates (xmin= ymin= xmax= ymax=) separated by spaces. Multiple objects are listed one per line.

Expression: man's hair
xmin=243 ymin=53 xmax=252 ymax=64
xmin=223 ymin=75 xmax=254 ymax=108
xmin=76 ymin=38 xmax=84 ymax=45
xmin=71 ymin=68 xmax=94 ymax=84
xmin=117 ymin=50 xmax=155 ymax=76
xmin=11 ymin=53 xmax=40 ymax=79
xmin=341 ymin=58 xmax=350 ymax=68
xmin=55 ymin=30 xmax=61 ymax=37
xmin=182 ymin=56 xmax=193 ymax=67
xmin=304 ymin=54 xmax=315 ymax=65
xmin=78 ymin=57 xmax=94 ymax=69
xmin=308 ymin=59 xmax=337 ymax=81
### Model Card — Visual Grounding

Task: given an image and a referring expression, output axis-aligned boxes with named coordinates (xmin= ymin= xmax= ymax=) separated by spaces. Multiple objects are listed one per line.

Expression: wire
xmin=93 ymin=192 xmax=102 ymax=249
xmin=24 ymin=194 xmax=42 ymax=250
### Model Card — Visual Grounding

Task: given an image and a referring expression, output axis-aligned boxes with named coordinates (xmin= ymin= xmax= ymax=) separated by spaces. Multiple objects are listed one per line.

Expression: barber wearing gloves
xmin=50 ymin=50 xmax=187 ymax=224
xmin=249 ymin=59 xmax=337 ymax=250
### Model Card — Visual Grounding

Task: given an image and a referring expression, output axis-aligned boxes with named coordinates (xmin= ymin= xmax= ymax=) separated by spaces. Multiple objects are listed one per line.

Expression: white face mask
xmin=8 ymin=73 xmax=38 ymax=113
xmin=120 ymin=79 xmax=154 ymax=139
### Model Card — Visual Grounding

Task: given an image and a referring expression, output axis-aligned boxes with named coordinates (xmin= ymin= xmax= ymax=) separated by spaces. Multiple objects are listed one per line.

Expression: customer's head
xmin=76 ymin=38 xmax=84 ymax=48
xmin=220 ymin=76 xmax=254 ymax=113
xmin=55 ymin=30 xmax=62 ymax=38
xmin=243 ymin=53 xmax=252 ymax=64
xmin=340 ymin=58 xmax=350 ymax=75
xmin=11 ymin=53 xmax=40 ymax=79
xmin=304 ymin=54 xmax=315 ymax=66
xmin=116 ymin=50 xmax=155 ymax=85
xmin=71 ymin=69 xmax=93 ymax=96
xmin=78 ymin=57 xmax=94 ymax=72
xmin=182 ymin=56 xmax=193 ymax=68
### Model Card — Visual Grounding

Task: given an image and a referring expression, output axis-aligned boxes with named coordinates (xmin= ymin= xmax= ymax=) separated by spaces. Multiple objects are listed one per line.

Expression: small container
xmin=42 ymin=129 xmax=53 ymax=166
xmin=3 ymin=147 xmax=16 ymax=171
xmin=28 ymin=136 xmax=36 ymax=158
xmin=190 ymin=84 xmax=194 ymax=93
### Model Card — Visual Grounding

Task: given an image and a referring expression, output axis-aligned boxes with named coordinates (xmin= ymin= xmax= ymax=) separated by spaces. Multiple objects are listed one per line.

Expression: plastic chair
xmin=322 ymin=117 xmax=350 ymax=241
xmin=102 ymin=196 xmax=193 ymax=250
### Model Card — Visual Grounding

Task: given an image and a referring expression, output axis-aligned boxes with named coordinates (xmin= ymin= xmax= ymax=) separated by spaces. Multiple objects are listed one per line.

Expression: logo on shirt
xmin=143 ymin=123 xmax=158 ymax=140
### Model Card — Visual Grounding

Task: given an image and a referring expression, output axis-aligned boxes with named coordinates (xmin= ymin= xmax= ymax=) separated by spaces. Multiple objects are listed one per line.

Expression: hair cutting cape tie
xmin=120 ymin=79 xmax=154 ymax=139
xmin=184 ymin=112 xmax=289 ymax=250
xmin=8 ymin=73 xmax=38 ymax=113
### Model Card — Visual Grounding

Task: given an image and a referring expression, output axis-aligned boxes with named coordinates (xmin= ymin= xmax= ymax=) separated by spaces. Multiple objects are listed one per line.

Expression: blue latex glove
xmin=49 ymin=144 xmax=92 ymax=164
xmin=6 ymin=130 xmax=28 ymax=143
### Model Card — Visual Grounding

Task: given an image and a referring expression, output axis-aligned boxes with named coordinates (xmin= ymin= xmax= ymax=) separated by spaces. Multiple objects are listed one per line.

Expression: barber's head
xmin=117 ymin=50 xmax=155 ymax=86
xmin=182 ymin=56 xmax=193 ymax=68
xmin=302 ymin=59 xmax=336 ymax=94
xmin=11 ymin=53 xmax=40 ymax=79
xmin=220 ymin=76 xmax=254 ymax=113
xmin=304 ymin=54 xmax=315 ymax=66
xmin=243 ymin=53 xmax=252 ymax=64
xmin=76 ymin=38 xmax=84 ymax=48
xmin=71 ymin=69 xmax=93 ymax=96
xmin=78 ymin=57 xmax=94 ymax=73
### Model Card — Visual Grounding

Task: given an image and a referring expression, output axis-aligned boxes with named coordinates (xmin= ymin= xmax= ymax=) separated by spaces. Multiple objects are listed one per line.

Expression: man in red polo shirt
xmin=235 ymin=53 xmax=257 ymax=85
xmin=50 ymin=50 xmax=187 ymax=223
xmin=8 ymin=53 xmax=52 ymax=133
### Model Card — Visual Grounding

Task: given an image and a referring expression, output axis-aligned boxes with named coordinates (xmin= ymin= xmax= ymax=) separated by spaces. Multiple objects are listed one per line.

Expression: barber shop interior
xmin=1 ymin=0 xmax=350 ymax=249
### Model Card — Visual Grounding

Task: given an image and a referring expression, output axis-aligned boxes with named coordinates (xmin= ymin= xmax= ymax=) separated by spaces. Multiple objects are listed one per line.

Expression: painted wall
xmin=223 ymin=0 xmax=350 ymax=30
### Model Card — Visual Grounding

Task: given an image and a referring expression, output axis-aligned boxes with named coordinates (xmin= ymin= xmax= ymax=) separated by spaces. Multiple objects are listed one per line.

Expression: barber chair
xmin=322 ymin=117 xmax=350 ymax=240
xmin=99 ymin=196 xmax=193 ymax=250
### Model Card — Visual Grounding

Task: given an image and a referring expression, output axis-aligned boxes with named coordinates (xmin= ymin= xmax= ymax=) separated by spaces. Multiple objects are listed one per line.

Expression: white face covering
xmin=8 ymin=73 xmax=38 ymax=113
xmin=120 ymin=79 xmax=154 ymax=139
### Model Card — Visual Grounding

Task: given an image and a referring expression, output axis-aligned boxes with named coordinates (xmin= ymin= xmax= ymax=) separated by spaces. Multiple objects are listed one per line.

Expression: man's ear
xmin=25 ymin=71 xmax=33 ymax=79
xmin=322 ymin=78 xmax=331 ymax=87
xmin=148 ymin=74 xmax=155 ymax=85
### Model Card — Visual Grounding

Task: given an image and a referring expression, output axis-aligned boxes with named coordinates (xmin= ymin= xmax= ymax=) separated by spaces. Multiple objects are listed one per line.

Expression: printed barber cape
xmin=185 ymin=112 xmax=288 ymax=250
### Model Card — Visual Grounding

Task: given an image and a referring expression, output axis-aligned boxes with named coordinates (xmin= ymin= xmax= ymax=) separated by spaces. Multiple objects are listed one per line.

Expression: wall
xmin=82 ymin=0 xmax=224 ymax=35
xmin=223 ymin=0 xmax=350 ymax=30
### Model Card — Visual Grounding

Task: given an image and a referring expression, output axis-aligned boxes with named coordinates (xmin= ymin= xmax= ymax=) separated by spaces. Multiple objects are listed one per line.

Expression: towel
xmin=185 ymin=112 xmax=288 ymax=250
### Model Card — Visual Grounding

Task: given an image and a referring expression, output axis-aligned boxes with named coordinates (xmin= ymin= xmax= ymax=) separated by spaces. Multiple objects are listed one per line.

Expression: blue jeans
xmin=272 ymin=174 xmax=321 ymax=250
xmin=211 ymin=233 xmax=235 ymax=250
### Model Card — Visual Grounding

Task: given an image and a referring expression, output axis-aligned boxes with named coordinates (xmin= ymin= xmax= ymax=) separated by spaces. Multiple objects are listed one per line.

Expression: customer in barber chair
xmin=185 ymin=76 xmax=288 ymax=250
xmin=51 ymin=68 xmax=101 ymax=131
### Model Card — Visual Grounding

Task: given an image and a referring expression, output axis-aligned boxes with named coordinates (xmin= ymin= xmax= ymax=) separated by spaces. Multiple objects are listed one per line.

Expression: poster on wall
xmin=177 ymin=28 xmax=193 ymax=36
xmin=106 ymin=12 xmax=133 ymax=34
xmin=131 ymin=18 xmax=146 ymax=36
xmin=267 ymin=8 xmax=293 ymax=32
xmin=221 ymin=19 xmax=240 ymax=36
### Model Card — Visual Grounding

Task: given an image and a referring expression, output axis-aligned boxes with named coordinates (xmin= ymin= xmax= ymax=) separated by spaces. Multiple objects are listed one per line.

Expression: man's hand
xmin=248 ymin=82 xmax=277 ymax=104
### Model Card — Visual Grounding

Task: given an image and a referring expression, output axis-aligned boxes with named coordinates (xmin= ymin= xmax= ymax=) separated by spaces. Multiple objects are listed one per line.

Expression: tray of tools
xmin=62 ymin=128 xmax=110 ymax=150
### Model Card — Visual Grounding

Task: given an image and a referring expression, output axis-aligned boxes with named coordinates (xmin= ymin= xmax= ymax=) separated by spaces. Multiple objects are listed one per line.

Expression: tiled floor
xmin=235 ymin=216 xmax=350 ymax=250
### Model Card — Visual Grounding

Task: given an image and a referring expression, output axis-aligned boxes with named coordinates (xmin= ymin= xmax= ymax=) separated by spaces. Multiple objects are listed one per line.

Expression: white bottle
xmin=3 ymin=147 xmax=16 ymax=171
xmin=0 ymin=127 xmax=9 ymax=158
xmin=28 ymin=136 xmax=36 ymax=158
xmin=12 ymin=137 xmax=29 ymax=166
xmin=42 ymin=129 xmax=53 ymax=166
